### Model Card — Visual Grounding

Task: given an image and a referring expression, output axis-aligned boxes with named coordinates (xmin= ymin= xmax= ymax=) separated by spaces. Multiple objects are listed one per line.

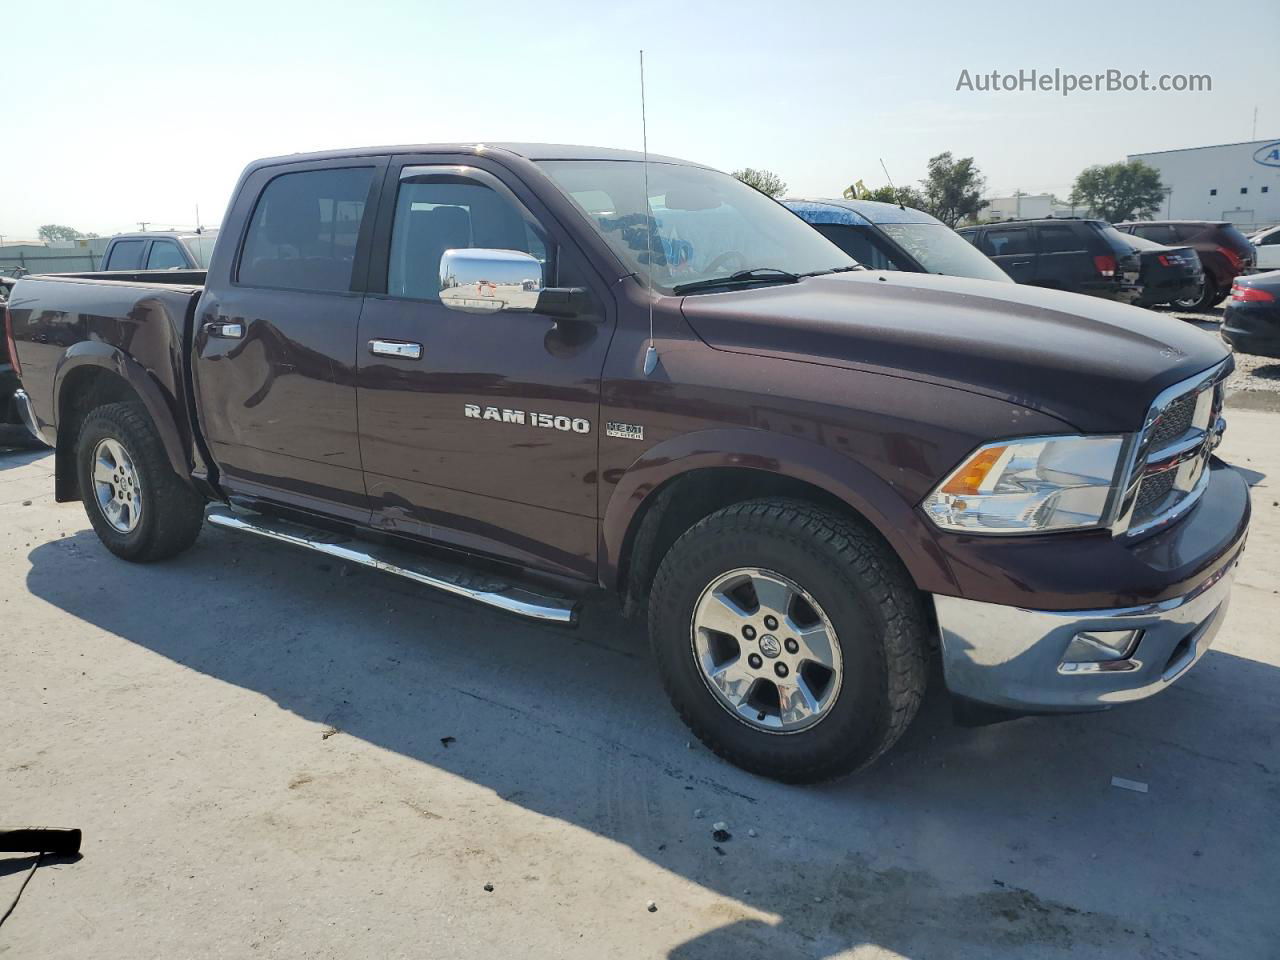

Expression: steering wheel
xmin=702 ymin=251 xmax=748 ymax=275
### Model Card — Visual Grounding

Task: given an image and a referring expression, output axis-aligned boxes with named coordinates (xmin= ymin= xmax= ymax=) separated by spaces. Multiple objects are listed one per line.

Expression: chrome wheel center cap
xmin=758 ymin=634 xmax=781 ymax=658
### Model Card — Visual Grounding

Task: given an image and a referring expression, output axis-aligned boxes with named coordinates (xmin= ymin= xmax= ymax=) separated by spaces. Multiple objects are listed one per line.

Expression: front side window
xmin=238 ymin=167 xmax=374 ymax=293
xmin=106 ymin=239 xmax=145 ymax=270
xmin=387 ymin=172 xmax=547 ymax=300
xmin=538 ymin=160 xmax=853 ymax=294
xmin=811 ymin=224 xmax=906 ymax=271
xmin=980 ymin=228 xmax=1033 ymax=257
xmin=146 ymin=240 xmax=186 ymax=269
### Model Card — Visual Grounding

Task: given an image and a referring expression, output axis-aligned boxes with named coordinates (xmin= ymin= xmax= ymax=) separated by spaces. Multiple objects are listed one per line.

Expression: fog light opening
xmin=1062 ymin=629 xmax=1142 ymax=665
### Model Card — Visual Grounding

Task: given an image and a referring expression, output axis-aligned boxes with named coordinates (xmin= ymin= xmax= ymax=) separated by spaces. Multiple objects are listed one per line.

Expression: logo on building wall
xmin=1254 ymin=141 xmax=1280 ymax=168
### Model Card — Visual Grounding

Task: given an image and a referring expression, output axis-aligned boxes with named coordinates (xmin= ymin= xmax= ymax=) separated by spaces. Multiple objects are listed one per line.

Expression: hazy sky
xmin=3 ymin=0 xmax=1276 ymax=239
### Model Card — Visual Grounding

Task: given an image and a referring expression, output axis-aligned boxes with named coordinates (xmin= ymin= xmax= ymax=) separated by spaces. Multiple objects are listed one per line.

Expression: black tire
xmin=648 ymin=498 xmax=927 ymax=783
xmin=1172 ymin=279 xmax=1218 ymax=312
xmin=76 ymin=402 xmax=204 ymax=562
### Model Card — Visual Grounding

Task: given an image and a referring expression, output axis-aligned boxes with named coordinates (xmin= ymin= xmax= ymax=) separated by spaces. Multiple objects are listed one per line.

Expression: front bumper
xmin=931 ymin=460 xmax=1249 ymax=712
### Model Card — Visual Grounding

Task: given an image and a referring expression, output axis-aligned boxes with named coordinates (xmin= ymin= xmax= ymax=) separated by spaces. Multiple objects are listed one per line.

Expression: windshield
xmin=537 ymin=160 xmax=854 ymax=294
xmin=876 ymin=222 xmax=1012 ymax=283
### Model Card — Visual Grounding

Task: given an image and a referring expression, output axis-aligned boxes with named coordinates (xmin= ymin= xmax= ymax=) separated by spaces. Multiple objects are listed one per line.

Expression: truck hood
xmin=678 ymin=271 xmax=1229 ymax=433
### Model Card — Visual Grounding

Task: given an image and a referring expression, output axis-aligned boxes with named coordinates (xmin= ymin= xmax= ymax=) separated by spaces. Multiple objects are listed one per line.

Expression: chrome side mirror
xmin=439 ymin=248 xmax=543 ymax=314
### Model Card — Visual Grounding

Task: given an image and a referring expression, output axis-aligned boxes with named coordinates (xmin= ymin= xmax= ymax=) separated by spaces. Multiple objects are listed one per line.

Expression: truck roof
xmin=246 ymin=142 xmax=706 ymax=171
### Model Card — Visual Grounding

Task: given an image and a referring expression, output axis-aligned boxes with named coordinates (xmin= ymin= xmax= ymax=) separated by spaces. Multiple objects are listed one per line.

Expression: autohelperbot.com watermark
xmin=956 ymin=68 xmax=1211 ymax=96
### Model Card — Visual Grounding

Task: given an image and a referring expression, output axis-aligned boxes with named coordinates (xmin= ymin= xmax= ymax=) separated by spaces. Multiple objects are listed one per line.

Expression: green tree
xmin=864 ymin=184 xmax=929 ymax=209
xmin=731 ymin=168 xmax=787 ymax=198
xmin=1068 ymin=160 xmax=1165 ymax=223
xmin=919 ymin=152 xmax=988 ymax=227
xmin=37 ymin=224 xmax=84 ymax=242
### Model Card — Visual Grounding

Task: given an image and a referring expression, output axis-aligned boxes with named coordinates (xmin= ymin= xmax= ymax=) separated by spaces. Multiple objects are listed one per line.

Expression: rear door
xmin=977 ymin=226 xmax=1036 ymax=283
xmin=1033 ymin=223 xmax=1094 ymax=290
xmin=103 ymin=239 xmax=145 ymax=271
xmin=144 ymin=238 xmax=189 ymax=270
xmin=192 ymin=159 xmax=384 ymax=520
xmin=353 ymin=157 xmax=614 ymax=579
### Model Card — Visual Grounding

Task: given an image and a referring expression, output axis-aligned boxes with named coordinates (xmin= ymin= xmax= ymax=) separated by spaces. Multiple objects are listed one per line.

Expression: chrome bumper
xmin=933 ymin=540 xmax=1242 ymax=712
xmin=12 ymin=389 xmax=53 ymax=447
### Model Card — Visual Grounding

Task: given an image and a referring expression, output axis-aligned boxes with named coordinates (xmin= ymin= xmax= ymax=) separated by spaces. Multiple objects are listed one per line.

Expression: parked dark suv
xmin=957 ymin=218 xmax=1202 ymax=307
xmin=1115 ymin=220 xmax=1257 ymax=311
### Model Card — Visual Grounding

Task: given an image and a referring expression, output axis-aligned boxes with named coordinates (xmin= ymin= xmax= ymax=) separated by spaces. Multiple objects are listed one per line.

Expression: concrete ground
xmin=1 ymin=406 xmax=1277 ymax=958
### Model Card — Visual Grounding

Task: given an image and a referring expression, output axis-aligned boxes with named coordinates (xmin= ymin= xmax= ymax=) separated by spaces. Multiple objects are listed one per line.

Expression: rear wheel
xmin=76 ymin=402 xmax=204 ymax=562
xmin=1172 ymin=279 xmax=1218 ymax=312
xmin=649 ymin=499 xmax=927 ymax=783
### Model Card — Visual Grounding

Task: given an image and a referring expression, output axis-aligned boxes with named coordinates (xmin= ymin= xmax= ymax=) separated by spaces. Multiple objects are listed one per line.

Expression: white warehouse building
xmin=1128 ymin=138 xmax=1280 ymax=230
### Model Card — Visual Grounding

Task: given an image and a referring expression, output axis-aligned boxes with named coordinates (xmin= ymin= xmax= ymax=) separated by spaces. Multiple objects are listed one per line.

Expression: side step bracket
xmin=205 ymin=504 xmax=579 ymax=626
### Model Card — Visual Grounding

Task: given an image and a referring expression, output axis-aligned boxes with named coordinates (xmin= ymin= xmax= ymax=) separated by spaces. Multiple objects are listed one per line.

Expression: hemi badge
xmin=606 ymin=421 xmax=644 ymax=441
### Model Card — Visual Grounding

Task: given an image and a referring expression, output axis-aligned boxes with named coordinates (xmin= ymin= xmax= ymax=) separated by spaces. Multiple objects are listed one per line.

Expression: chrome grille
xmin=1148 ymin=394 xmax=1196 ymax=449
xmin=1115 ymin=360 xmax=1229 ymax=537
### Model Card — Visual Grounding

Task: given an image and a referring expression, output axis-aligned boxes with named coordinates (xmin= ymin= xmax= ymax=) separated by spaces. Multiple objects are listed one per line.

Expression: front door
xmin=354 ymin=159 xmax=613 ymax=579
xmin=979 ymin=226 xmax=1037 ymax=284
xmin=193 ymin=161 xmax=382 ymax=519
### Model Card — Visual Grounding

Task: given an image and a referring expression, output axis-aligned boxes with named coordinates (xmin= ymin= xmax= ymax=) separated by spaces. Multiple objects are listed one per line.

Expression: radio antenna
xmin=640 ymin=50 xmax=659 ymax=376
xmin=879 ymin=158 xmax=905 ymax=209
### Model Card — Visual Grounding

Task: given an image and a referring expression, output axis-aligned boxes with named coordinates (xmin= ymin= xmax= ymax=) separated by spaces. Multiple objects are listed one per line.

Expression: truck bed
xmin=8 ymin=271 xmax=206 ymax=469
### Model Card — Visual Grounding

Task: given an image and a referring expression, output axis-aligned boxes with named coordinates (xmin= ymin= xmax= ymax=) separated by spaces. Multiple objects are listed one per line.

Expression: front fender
xmin=599 ymin=426 xmax=958 ymax=595
xmin=53 ymin=343 xmax=193 ymax=485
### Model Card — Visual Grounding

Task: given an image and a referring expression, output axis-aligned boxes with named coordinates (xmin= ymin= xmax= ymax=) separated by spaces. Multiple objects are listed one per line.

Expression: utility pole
xmin=1253 ymin=106 xmax=1258 ymax=141
xmin=137 ymin=221 xmax=150 ymax=232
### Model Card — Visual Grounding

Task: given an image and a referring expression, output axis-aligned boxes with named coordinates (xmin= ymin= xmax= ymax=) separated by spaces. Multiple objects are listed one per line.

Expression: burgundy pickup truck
xmin=4 ymin=144 xmax=1250 ymax=782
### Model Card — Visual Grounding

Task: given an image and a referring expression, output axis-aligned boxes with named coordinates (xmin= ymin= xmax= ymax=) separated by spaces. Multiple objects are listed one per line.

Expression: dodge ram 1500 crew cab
xmin=5 ymin=143 xmax=1250 ymax=782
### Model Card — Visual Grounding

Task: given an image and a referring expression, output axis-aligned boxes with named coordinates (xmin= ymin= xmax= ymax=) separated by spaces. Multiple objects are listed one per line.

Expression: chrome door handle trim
xmin=369 ymin=339 xmax=423 ymax=360
xmin=204 ymin=321 xmax=244 ymax=339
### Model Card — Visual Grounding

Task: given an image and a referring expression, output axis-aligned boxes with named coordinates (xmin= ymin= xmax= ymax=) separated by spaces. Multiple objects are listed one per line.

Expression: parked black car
xmin=784 ymin=198 xmax=1012 ymax=283
xmin=1115 ymin=220 xmax=1257 ymax=311
xmin=956 ymin=218 xmax=1201 ymax=307
xmin=1120 ymin=233 xmax=1206 ymax=308
xmin=1222 ymin=270 xmax=1280 ymax=358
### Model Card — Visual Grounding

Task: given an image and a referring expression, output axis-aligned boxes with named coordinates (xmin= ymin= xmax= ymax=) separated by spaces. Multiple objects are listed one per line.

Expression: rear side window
xmin=238 ymin=167 xmax=375 ymax=292
xmin=1036 ymin=225 xmax=1085 ymax=253
xmin=146 ymin=240 xmax=186 ymax=269
xmin=387 ymin=173 xmax=547 ymax=300
xmin=1132 ymin=224 xmax=1176 ymax=244
xmin=105 ymin=239 xmax=145 ymax=270
xmin=980 ymin=228 xmax=1033 ymax=257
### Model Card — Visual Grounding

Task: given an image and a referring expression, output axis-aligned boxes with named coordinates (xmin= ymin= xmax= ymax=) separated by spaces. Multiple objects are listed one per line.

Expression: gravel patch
xmin=1153 ymin=305 xmax=1280 ymax=409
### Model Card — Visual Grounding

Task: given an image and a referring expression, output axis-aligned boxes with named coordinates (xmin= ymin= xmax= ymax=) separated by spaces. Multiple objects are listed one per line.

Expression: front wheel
xmin=648 ymin=499 xmax=927 ymax=783
xmin=76 ymin=402 xmax=205 ymax=562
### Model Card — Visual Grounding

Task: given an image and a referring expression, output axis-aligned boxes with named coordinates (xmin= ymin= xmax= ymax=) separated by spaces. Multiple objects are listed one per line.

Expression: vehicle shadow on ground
xmin=22 ymin=527 xmax=1279 ymax=959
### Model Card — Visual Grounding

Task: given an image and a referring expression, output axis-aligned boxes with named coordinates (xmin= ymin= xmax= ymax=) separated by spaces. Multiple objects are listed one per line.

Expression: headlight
xmin=923 ymin=435 xmax=1125 ymax=534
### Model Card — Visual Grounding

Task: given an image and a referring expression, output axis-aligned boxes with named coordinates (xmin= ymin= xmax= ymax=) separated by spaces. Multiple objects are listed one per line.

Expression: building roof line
xmin=1129 ymin=137 xmax=1280 ymax=158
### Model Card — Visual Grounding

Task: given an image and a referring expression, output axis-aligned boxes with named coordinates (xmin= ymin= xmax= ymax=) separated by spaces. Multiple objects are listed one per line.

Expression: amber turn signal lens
xmin=940 ymin=445 xmax=1007 ymax=495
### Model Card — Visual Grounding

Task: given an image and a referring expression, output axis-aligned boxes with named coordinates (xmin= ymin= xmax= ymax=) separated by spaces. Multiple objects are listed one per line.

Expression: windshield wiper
xmin=799 ymin=265 xmax=865 ymax=277
xmin=672 ymin=267 xmax=801 ymax=295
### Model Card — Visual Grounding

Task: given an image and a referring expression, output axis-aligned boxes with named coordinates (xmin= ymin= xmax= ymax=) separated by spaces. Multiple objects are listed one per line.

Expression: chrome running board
xmin=205 ymin=504 xmax=579 ymax=625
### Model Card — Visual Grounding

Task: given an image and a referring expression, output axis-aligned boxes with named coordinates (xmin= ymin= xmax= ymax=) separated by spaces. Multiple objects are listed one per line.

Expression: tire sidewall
xmin=77 ymin=410 xmax=157 ymax=560
xmin=652 ymin=522 xmax=893 ymax=775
